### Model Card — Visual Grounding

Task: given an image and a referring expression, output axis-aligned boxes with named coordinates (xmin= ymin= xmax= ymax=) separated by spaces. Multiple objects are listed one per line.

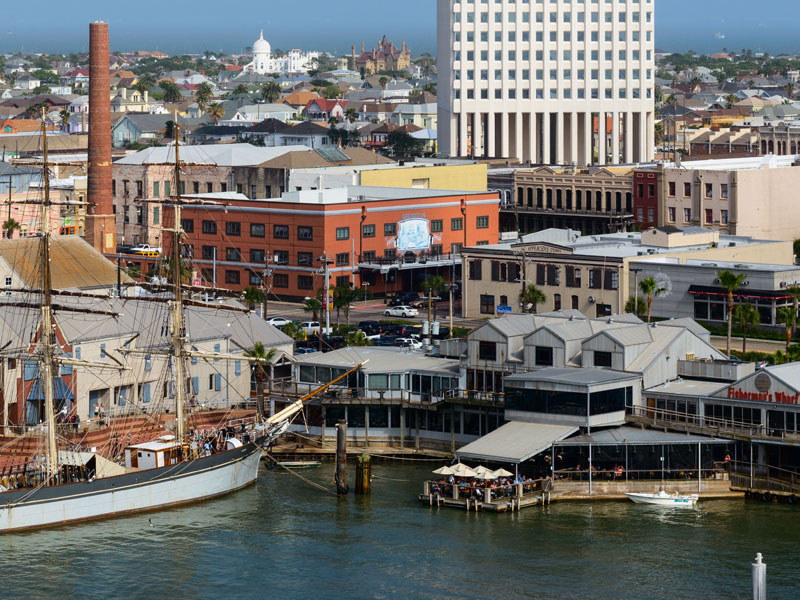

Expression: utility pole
xmin=448 ymin=284 xmax=454 ymax=338
xmin=319 ymin=253 xmax=331 ymax=353
xmin=427 ymin=286 xmax=433 ymax=349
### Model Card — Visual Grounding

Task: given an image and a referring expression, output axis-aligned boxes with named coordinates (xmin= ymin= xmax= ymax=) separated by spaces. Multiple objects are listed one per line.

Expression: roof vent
xmin=607 ymin=318 xmax=613 ymax=324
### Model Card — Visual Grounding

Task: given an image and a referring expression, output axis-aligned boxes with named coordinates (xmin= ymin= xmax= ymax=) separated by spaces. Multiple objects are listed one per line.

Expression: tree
xmin=624 ymin=296 xmax=647 ymax=318
xmin=207 ymin=102 xmax=225 ymax=125
xmin=733 ymin=303 xmax=760 ymax=354
xmin=328 ymin=116 xmax=339 ymax=126
xmin=59 ymin=108 xmax=70 ymax=130
xmin=519 ymin=284 xmax=546 ymax=314
xmin=243 ymin=286 xmax=265 ymax=312
xmin=232 ymin=84 xmax=250 ymax=96
xmin=386 ymin=130 xmax=424 ymax=158
xmin=136 ymin=73 xmax=156 ymax=94
xmin=788 ymin=82 xmax=796 ymax=100
xmin=717 ymin=270 xmax=747 ymax=357
xmin=161 ymin=81 xmax=182 ymax=103
xmin=420 ymin=274 xmax=447 ymax=321
xmin=260 ymin=81 xmax=281 ymax=103
xmin=124 ymin=263 xmax=141 ymax=279
xmin=786 ymin=284 xmax=800 ymax=338
xmin=778 ymin=307 xmax=796 ymax=351
xmin=32 ymin=85 xmax=52 ymax=95
xmin=378 ymin=76 xmax=388 ymax=90
xmin=345 ymin=330 xmax=372 ymax=347
xmin=329 ymin=126 xmax=358 ymax=148
xmin=303 ymin=297 xmax=322 ymax=322
xmin=639 ymin=276 xmax=666 ymax=324
xmin=2 ymin=218 xmax=20 ymax=239
xmin=322 ymin=85 xmax=340 ymax=100
xmin=164 ymin=120 xmax=176 ymax=140
xmin=332 ymin=285 xmax=356 ymax=325
xmin=282 ymin=321 xmax=303 ymax=341
xmin=344 ymin=107 xmax=358 ymax=123
xmin=244 ymin=342 xmax=276 ymax=419
xmin=195 ymin=82 xmax=213 ymax=110
xmin=725 ymin=93 xmax=739 ymax=109
xmin=159 ymin=256 xmax=190 ymax=284
xmin=654 ymin=122 xmax=664 ymax=147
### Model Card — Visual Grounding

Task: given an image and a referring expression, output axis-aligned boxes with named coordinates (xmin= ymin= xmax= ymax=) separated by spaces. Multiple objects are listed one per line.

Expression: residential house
xmin=304 ymin=99 xmax=347 ymax=122
xmin=391 ymin=102 xmax=437 ymax=130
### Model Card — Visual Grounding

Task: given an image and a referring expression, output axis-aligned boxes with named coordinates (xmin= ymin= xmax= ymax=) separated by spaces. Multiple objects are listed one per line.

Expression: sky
xmin=2 ymin=0 xmax=800 ymax=56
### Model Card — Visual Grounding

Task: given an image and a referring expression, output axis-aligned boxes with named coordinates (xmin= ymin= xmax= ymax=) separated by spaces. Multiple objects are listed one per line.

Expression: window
xmin=684 ymin=208 xmax=691 ymax=223
xmin=721 ymin=184 xmax=729 ymax=199
xmin=469 ymin=260 xmax=482 ymax=281
xmin=207 ymin=183 xmax=213 ymax=194
xmin=535 ymin=346 xmax=553 ymax=367
xmin=384 ymin=223 xmax=396 ymax=236
xmin=153 ymin=206 xmax=159 ymax=225
xmin=202 ymin=246 xmax=216 ymax=260
xmin=336 ymin=227 xmax=350 ymax=240
xmin=274 ymin=273 xmax=289 ymax=288
xmin=273 ymin=225 xmax=289 ymax=239
xmin=297 ymin=226 xmax=313 ymax=241
xmin=594 ymin=351 xmax=613 ymax=368
xmin=192 ymin=181 xmax=199 ymax=195
xmin=668 ymin=207 xmax=676 ymax=222
xmin=202 ymin=220 xmax=216 ymax=234
xmin=721 ymin=210 xmax=729 ymax=225
xmin=297 ymin=252 xmax=313 ymax=266
xmin=451 ymin=218 xmax=463 ymax=231
xmin=298 ymin=275 xmax=313 ymax=290
xmin=683 ymin=182 xmax=691 ymax=197
xmin=153 ymin=181 xmax=159 ymax=197
xmin=335 ymin=276 xmax=350 ymax=288
xmin=384 ymin=249 xmax=396 ymax=260
xmin=431 ymin=220 xmax=443 ymax=233
xmin=668 ymin=182 xmax=676 ymax=197
xmin=250 ymin=223 xmax=265 ymax=238
xmin=566 ymin=266 xmax=581 ymax=288
xmin=478 ymin=341 xmax=496 ymax=361
xmin=226 ymin=222 xmax=241 ymax=236
xmin=274 ymin=250 xmax=289 ymax=264
xmin=362 ymin=224 xmax=375 ymax=238
xmin=250 ymin=249 xmax=265 ymax=263
xmin=476 ymin=216 xmax=489 ymax=229
xmin=572 ymin=295 xmax=579 ymax=310
xmin=225 ymin=247 xmax=241 ymax=261
xmin=704 ymin=183 xmax=713 ymax=198
xmin=705 ymin=209 xmax=713 ymax=224
xmin=225 ymin=270 xmax=240 ymax=284
xmin=553 ymin=294 xmax=562 ymax=311
xmin=451 ymin=243 xmax=462 ymax=255
xmin=479 ymin=294 xmax=495 ymax=315
xmin=336 ymin=252 xmax=349 ymax=266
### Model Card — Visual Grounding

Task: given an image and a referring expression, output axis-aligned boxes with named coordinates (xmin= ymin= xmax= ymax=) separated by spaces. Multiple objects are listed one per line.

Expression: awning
xmin=27 ymin=378 xmax=75 ymax=402
xmin=556 ymin=426 xmax=728 ymax=446
xmin=455 ymin=421 xmax=578 ymax=464
xmin=688 ymin=284 xmax=791 ymax=301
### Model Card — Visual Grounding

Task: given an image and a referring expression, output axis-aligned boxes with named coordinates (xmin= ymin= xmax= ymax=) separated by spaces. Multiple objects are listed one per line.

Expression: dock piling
xmin=335 ymin=419 xmax=348 ymax=495
xmin=752 ymin=553 xmax=766 ymax=600
xmin=355 ymin=454 xmax=371 ymax=494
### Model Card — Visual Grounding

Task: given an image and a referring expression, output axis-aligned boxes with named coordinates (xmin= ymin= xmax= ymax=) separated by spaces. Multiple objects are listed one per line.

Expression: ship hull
xmin=0 ymin=441 xmax=262 ymax=533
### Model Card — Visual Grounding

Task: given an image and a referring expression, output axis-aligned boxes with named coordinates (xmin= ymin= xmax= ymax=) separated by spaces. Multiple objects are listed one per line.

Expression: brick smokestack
xmin=86 ymin=21 xmax=116 ymax=254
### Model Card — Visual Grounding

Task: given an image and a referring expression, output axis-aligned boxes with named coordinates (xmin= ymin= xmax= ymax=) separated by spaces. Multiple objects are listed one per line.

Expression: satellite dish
xmin=652 ymin=272 xmax=673 ymax=298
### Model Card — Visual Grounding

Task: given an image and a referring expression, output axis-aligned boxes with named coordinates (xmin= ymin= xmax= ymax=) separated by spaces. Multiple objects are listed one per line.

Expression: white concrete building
xmin=242 ymin=31 xmax=319 ymax=76
xmin=437 ymin=0 xmax=656 ymax=165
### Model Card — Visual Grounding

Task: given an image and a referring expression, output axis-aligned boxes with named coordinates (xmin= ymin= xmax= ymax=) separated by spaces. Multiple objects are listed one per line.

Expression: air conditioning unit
xmin=588 ymin=296 xmax=596 ymax=303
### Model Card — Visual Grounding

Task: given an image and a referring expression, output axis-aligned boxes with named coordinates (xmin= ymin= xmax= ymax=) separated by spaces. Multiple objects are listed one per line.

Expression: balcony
xmin=358 ymin=252 xmax=462 ymax=272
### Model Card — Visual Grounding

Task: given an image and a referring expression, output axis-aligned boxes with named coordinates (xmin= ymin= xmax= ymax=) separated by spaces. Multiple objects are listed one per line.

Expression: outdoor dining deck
xmin=419 ymin=470 xmax=552 ymax=513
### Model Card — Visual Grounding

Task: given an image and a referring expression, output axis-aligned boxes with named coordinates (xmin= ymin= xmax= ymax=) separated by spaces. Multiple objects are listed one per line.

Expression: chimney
xmin=144 ymin=90 xmax=149 ymax=102
xmin=86 ymin=21 xmax=116 ymax=254
xmin=121 ymin=87 xmax=127 ymax=99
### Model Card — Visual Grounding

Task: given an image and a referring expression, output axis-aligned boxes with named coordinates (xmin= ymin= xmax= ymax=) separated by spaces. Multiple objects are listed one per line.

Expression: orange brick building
xmin=167 ymin=186 xmax=500 ymax=299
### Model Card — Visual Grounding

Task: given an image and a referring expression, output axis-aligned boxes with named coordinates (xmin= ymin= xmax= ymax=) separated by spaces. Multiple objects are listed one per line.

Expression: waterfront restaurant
xmin=287 ymin=347 xmax=505 ymax=450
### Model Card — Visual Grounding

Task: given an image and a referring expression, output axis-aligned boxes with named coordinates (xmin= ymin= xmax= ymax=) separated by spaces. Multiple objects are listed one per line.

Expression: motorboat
xmin=625 ymin=490 xmax=699 ymax=507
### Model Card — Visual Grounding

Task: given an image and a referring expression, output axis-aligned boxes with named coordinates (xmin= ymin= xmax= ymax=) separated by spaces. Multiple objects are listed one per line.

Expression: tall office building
xmin=437 ymin=0 xmax=655 ymax=165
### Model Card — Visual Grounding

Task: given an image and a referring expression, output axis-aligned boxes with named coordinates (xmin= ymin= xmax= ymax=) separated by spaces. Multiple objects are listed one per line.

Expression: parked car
xmin=397 ymin=337 xmax=423 ymax=350
xmin=116 ymin=244 xmax=134 ymax=254
xmin=300 ymin=321 xmax=334 ymax=335
xmin=384 ymin=306 xmax=419 ymax=318
xmin=294 ymin=347 xmax=318 ymax=355
xmin=373 ymin=336 xmax=400 ymax=347
xmin=389 ymin=292 xmax=420 ymax=307
xmin=131 ymin=243 xmax=161 ymax=256
xmin=266 ymin=316 xmax=291 ymax=327
xmin=357 ymin=321 xmax=384 ymax=336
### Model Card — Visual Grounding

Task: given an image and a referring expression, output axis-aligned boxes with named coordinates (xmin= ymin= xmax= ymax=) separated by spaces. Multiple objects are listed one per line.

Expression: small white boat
xmin=625 ymin=490 xmax=699 ymax=507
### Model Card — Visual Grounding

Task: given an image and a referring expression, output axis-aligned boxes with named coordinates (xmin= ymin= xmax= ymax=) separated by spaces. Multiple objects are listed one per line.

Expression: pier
xmin=419 ymin=478 xmax=553 ymax=512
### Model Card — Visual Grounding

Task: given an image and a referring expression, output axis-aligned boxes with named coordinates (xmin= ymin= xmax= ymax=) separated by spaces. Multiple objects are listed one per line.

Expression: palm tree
xmin=207 ymin=102 xmax=225 ymax=125
xmin=519 ymin=284 xmax=546 ymax=314
xmin=232 ymin=84 xmax=250 ymax=96
xmin=733 ymin=303 xmax=760 ymax=354
xmin=638 ymin=276 xmax=666 ymax=324
xmin=717 ymin=270 xmax=747 ymax=357
xmin=786 ymin=284 xmax=800 ymax=338
xmin=378 ymin=76 xmax=388 ymax=90
xmin=725 ymin=93 xmax=739 ymax=109
xmin=787 ymin=82 xmax=796 ymax=100
xmin=282 ymin=321 xmax=303 ymax=341
xmin=328 ymin=116 xmax=339 ymax=127
xmin=303 ymin=297 xmax=322 ymax=322
xmin=344 ymin=108 xmax=358 ymax=123
xmin=421 ymin=274 xmax=447 ymax=321
xmin=244 ymin=342 xmax=277 ymax=419
xmin=2 ymin=218 xmax=20 ymax=239
xmin=161 ymin=81 xmax=182 ymax=103
xmin=195 ymin=82 xmax=213 ymax=110
xmin=624 ymin=296 xmax=647 ymax=318
xmin=345 ymin=330 xmax=372 ymax=347
xmin=778 ymin=307 xmax=796 ymax=351
xmin=260 ymin=81 xmax=281 ymax=103
xmin=333 ymin=285 xmax=356 ymax=325
xmin=654 ymin=122 xmax=664 ymax=147
xmin=242 ymin=286 xmax=265 ymax=313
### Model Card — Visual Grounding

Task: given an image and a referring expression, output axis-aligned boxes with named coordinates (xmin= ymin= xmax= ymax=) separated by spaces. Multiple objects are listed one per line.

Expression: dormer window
xmin=535 ymin=346 xmax=553 ymax=367
xmin=594 ymin=351 xmax=613 ymax=368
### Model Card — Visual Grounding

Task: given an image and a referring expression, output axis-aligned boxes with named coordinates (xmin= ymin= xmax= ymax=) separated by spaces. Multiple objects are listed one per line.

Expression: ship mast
xmin=39 ymin=109 xmax=59 ymax=480
xmin=171 ymin=118 xmax=186 ymax=443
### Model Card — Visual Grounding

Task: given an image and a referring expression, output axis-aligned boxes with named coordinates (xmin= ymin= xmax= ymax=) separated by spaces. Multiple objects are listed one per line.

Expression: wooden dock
xmin=419 ymin=479 xmax=552 ymax=512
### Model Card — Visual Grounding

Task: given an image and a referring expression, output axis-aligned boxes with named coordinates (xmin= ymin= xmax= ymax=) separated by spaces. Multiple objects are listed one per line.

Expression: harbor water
xmin=3 ymin=463 xmax=800 ymax=599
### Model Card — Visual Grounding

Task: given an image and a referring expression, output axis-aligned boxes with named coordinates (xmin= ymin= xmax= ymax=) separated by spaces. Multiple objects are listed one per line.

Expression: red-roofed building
xmin=224 ymin=64 xmax=243 ymax=72
xmin=304 ymin=99 xmax=348 ymax=121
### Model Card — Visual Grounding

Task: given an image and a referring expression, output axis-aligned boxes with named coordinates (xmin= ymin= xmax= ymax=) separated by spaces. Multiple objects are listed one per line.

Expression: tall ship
xmin=0 ymin=117 xmax=352 ymax=532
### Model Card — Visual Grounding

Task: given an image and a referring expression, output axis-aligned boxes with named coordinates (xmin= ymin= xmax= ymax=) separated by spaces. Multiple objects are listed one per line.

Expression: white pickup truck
xmin=131 ymin=244 xmax=162 ymax=256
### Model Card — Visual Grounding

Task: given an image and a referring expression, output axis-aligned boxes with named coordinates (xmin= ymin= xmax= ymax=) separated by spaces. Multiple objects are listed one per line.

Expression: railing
xmin=626 ymin=405 xmax=784 ymax=440
xmin=358 ymin=252 xmax=462 ymax=267
xmin=730 ymin=460 xmax=800 ymax=496
xmin=423 ymin=477 xmax=551 ymax=502
xmin=553 ymin=466 xmax=726 ymax=483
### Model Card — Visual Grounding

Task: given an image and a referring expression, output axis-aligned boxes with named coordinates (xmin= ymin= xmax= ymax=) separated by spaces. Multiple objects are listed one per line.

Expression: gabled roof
xmin=250 ymin=118 xmax=291 ymax=134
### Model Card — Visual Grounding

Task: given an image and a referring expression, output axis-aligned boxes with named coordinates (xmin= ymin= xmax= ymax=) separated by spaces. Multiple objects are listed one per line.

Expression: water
xmin=3 ymin=463 xmax=800 ymax=599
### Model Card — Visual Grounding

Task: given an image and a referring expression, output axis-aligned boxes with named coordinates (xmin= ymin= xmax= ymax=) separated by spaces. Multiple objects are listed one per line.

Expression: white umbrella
xmin=457 ymin=468 xmax=478 ymax=478
xmin=493 ymin=468 xmax=514 ymax=478
xmin=473 ymin=465 xmax=494 ymax=476
xmin=432 ymin=466 xmax=456 ymax=476
xmin=451 ymin=462 xmax=474 ymax=473
xmin=474 ymin=471 xmax=498 ymax=481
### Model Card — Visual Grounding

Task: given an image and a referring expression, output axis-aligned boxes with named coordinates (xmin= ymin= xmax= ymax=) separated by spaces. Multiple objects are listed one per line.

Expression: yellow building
xmin=360 ymin=163 xmax=488 ymax=191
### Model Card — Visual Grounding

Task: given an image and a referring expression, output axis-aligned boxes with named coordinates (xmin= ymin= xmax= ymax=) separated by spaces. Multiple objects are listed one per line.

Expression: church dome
xmin=253 ymin=31 xmax=271 ymax=55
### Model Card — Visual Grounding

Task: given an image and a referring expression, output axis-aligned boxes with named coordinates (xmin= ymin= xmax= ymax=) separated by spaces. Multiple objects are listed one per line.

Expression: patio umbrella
xmin=457 ymin=468 xmax=478 ymax=478
xmin=492 ymin=468 xmax=514 ymax=478
xmin=432 ymin=466 xmax=456 ymax=476
xmin=473 ymin=465 xmax=494 ymax=476
xmin=474 ymin=471 xmax=498 ymax=481
xmin=450 ymin=462 xmax=474 ymax=474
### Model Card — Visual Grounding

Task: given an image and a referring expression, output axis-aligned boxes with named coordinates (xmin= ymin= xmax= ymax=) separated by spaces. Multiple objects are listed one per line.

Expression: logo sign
xmin=754 ymin=372 xmax=772 ymax=393
xmin=192 ymin=279 xmax=201 ymax=286
xmin=497 ymin=305 xmax=513 ymax=314
xmin=396 ymin=218 xmax=431 ymax=252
